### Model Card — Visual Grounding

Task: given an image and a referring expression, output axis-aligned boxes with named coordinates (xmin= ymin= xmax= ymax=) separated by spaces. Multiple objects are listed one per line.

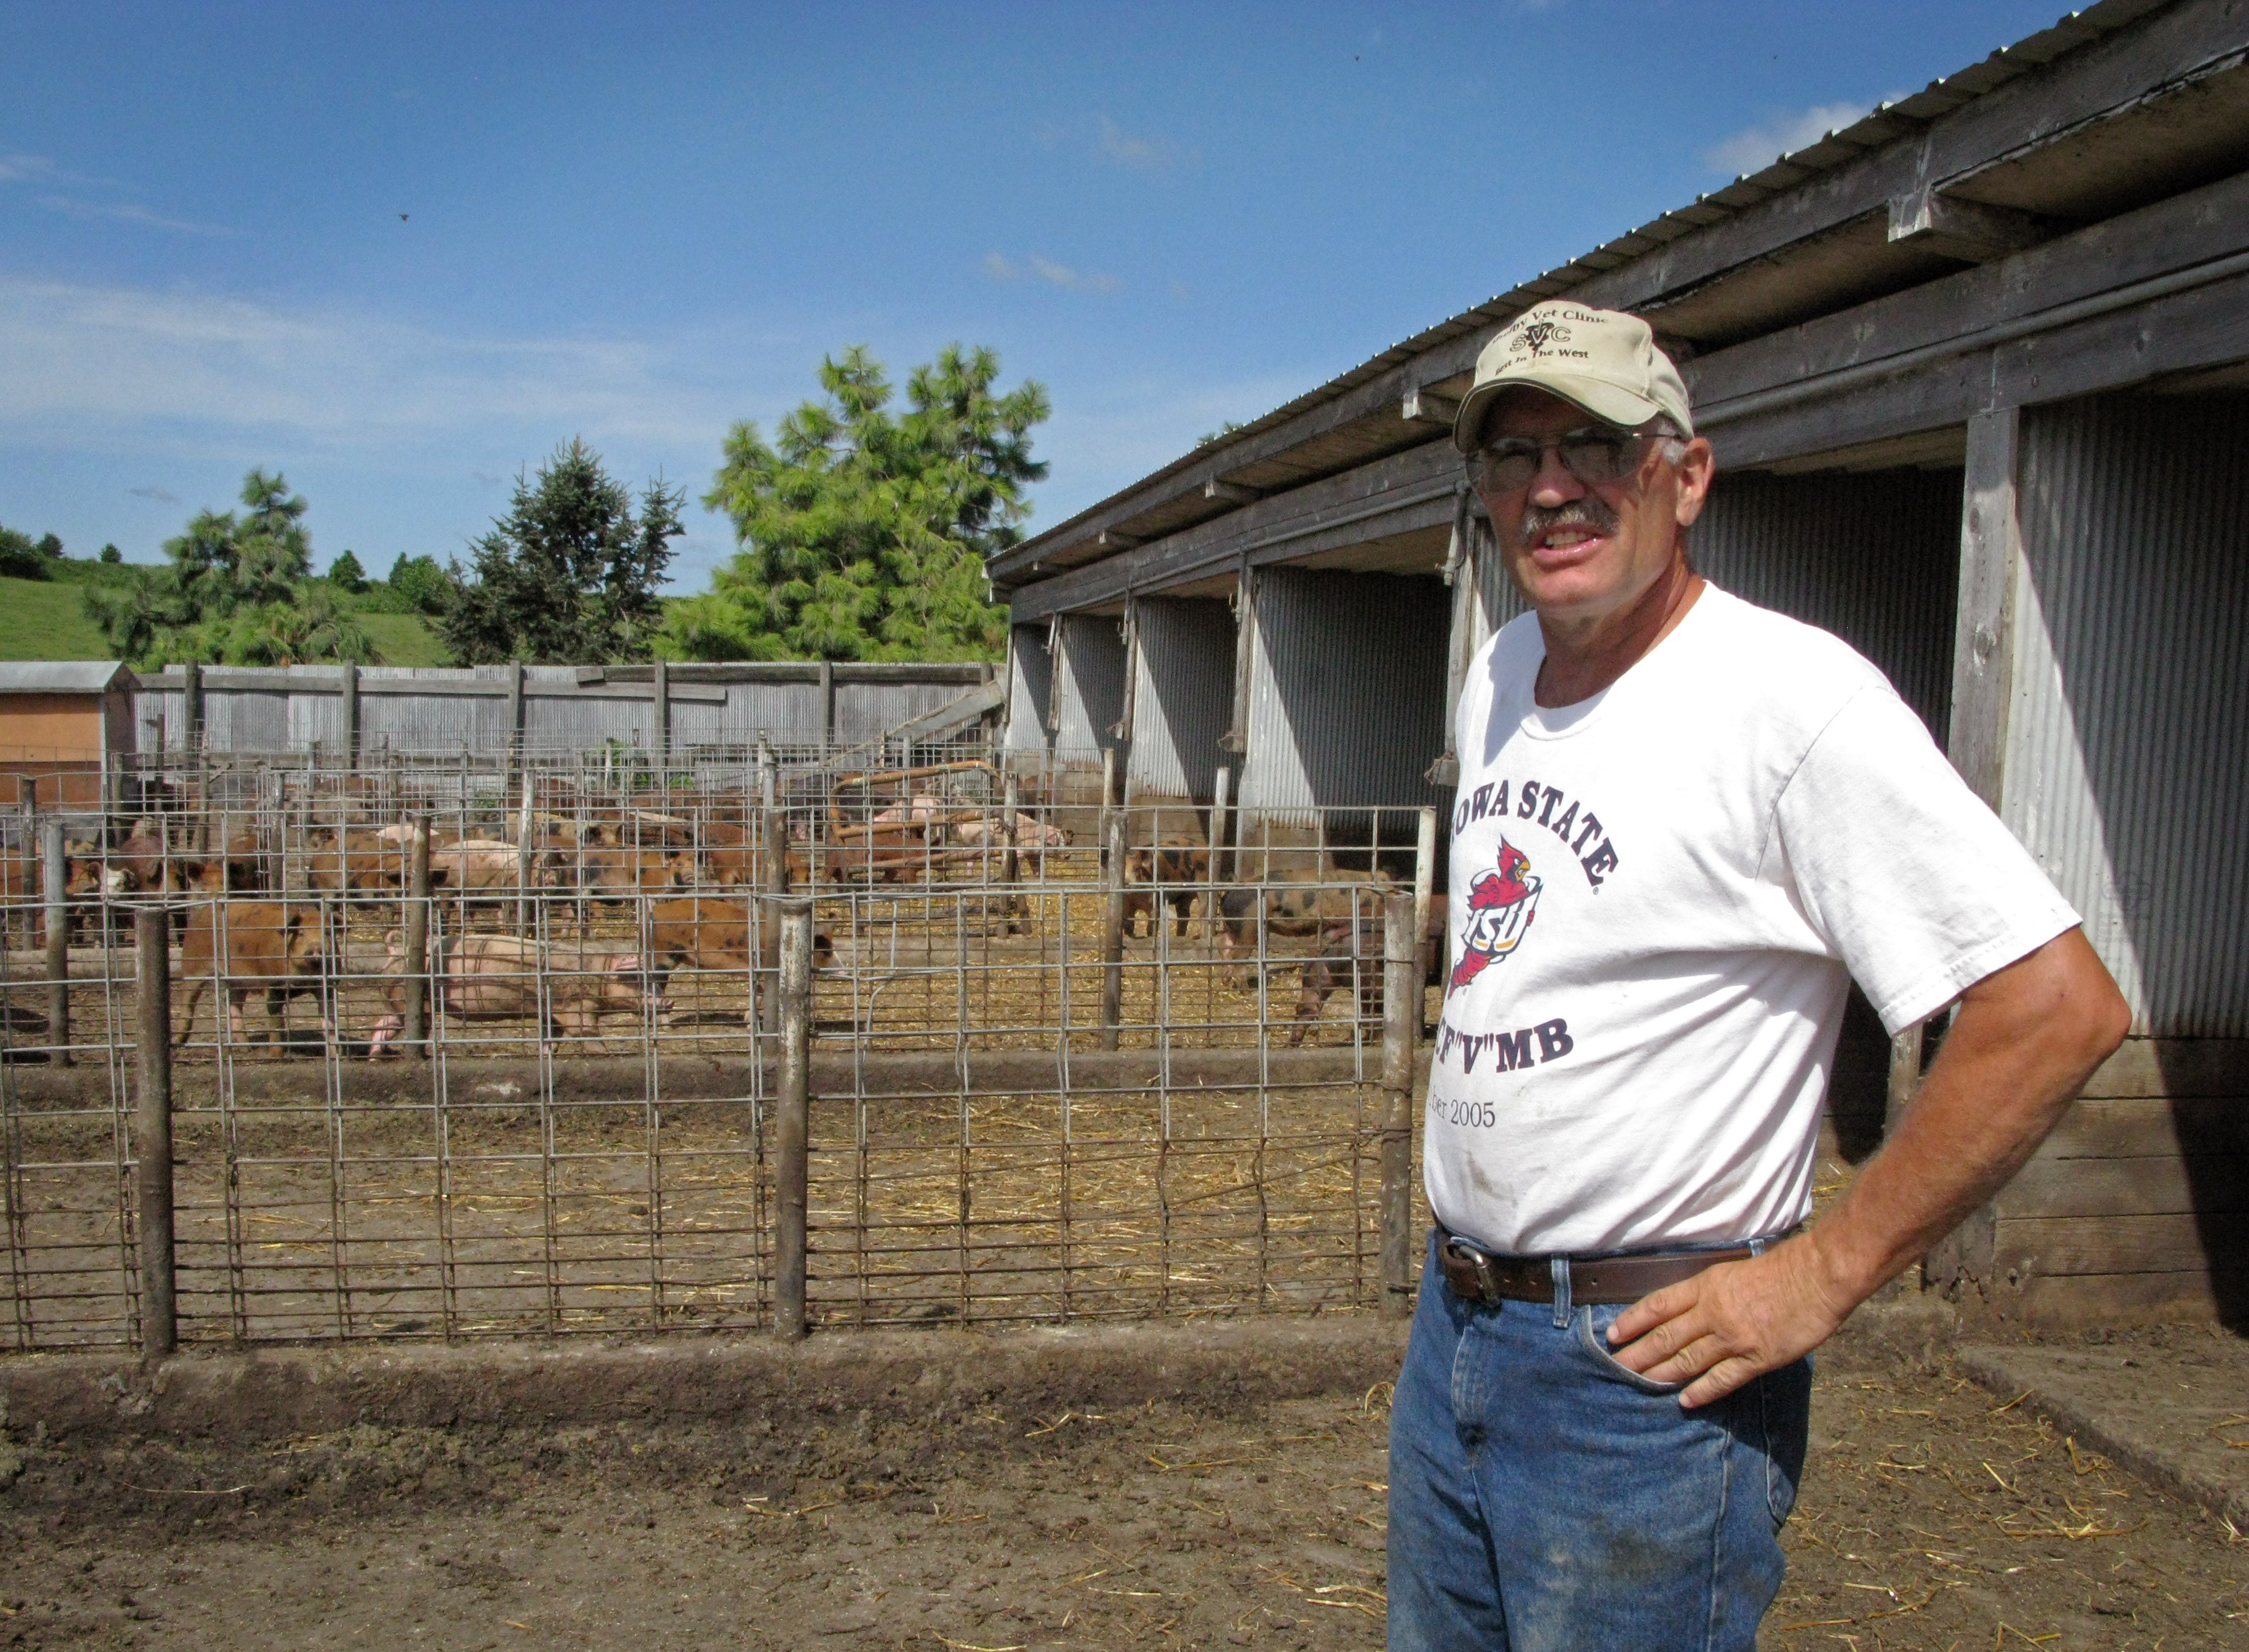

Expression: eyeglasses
xmin=1469 ymin=427 xmax=1664 ymax=494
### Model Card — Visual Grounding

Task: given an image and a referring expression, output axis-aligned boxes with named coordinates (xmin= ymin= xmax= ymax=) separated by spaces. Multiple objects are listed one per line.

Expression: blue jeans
xmin=1387 ymin=1231 xmax=1811 ymax=1651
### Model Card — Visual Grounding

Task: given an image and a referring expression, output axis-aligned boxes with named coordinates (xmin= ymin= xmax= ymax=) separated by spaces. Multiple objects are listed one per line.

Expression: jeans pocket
xmin=1575 ymin=1306 xmax=1688 ymax=1395
xmin=1760 ymin=1355 xmax=1813 ymax=1530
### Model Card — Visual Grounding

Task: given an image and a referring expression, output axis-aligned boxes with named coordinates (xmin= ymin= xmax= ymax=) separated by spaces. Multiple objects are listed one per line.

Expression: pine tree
xmin=438 ymin=438 xmax=683 ymax=665
xmin=670 ymin=344 xmax=1046 ymax=662
xmin=82 ymin=469 xmax=377 ymax=667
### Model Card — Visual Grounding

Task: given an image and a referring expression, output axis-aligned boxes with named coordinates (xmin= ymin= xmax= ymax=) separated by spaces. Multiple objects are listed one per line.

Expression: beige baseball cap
xmin=1451 ymin=301 xmax=1694 ymax=452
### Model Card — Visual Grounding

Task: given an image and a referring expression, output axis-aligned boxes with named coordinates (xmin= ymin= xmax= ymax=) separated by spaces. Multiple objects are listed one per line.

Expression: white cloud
xmin=36 ymin=194 xmax=232 ymax=236
xmin=1096 ymin=115 xmax=1177 ymax=175
xmin=1028 ymin=255 xmax=1120 ymax=294
xmin=982 ymin=251 xmax=1018 ymax=280
xmin=1700 ymin=101 xmax=1871 ymax=177
xmin=0 ymin=274 xmax=753 ymax=456
xmin=127 ymin=483 xmax=178 ymax=502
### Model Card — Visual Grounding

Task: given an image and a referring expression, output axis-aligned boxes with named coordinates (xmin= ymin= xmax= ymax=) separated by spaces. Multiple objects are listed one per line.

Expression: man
xmin=1388 ymin=300 xmax=2129 ymax=1651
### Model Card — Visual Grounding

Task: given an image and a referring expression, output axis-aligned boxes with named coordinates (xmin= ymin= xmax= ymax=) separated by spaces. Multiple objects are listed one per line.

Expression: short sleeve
xmin=1772 ymin=686 xmax=2079 ymax=1034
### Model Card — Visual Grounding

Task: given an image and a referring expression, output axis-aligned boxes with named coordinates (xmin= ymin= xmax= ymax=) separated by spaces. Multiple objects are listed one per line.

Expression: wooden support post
xmin=1380 ymin=890 xmax=1418 ymax=1317
xmin=1429 ymin=488 xmax=1478 ymax=787
xmin=506 ymin=660 xmax=526 ymax=779
xmin=182 ymin=660 xmax=204 ymax=752
xmin=402 ymin=818 xmax=431 ymax=1059
xmin=41 ymin=819 xmax=68 ymax=1066
xmin=652 ymin=658 xmax=670 ymax=784
xmin=1100 ymin=809 xmax=1126 ymax=1051
xmin=1886 ymin=1020 xmax=1925 ymax=1140
xmin=1926 ymin=405 xmax=2025 ymax=1298
xmin=819 ymin=661 xmax=836 ymax=749
xmin=339 ymin=661 xmax=360 ymax=766
xmin=1222 ymin=555 xmax=1255 ymax=755
xmin=134 ymin=906 xmax=176 ymax=1361
xmin=774 ymin=896 xmax=814 ymax=1341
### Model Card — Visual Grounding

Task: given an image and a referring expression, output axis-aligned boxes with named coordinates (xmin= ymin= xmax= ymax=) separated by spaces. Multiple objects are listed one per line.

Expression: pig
xmin=1122 ymin=838 xmax=1210 ymax=941
xmin=641 ymin=896 xmax=834 ymax=1027
xmin=365 ymin=932 xmax=667 ymax=1057
xmin=1286 ymin=895 xmax=1449 ymax=1046
xmin=174 ymin=900 xmax=329 ymax=1051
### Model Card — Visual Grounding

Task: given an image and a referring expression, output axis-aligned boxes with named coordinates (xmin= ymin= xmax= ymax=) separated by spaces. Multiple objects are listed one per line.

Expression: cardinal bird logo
xmin=1449 ymin=840 xmax=1544 ymax=991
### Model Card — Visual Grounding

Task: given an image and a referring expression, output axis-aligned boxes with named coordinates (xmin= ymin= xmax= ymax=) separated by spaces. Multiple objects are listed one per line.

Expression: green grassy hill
xmin=0 ymin=575 xmax=120 ymax=660
xmin=0 ymin=573 xmax=449 ymax=665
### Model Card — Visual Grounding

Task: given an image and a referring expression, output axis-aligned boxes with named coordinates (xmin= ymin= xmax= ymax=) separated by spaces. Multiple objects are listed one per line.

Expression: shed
xmin=994 ymin=0 xmax=2249 ymax=1324
xmin=0 ymin=661 xmax=136 ymax=809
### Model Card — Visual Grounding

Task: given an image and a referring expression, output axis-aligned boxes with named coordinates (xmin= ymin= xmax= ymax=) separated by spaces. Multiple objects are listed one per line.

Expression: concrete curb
xmin=1956 ymin=1343 xmax=2249 ymax=1531
xmin=0 ymin=1317 xmax=1411 ymax=1446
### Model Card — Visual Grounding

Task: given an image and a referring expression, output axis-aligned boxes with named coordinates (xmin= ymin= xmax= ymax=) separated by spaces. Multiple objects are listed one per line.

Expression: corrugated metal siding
xmin=722 ymin=683 xmax=824 ymax=742
xmin=1125 ymin=597 xmax=1235 ymax=803
xmin=1692 ymin=467 xmax=1963 ymax=735
xmin=833 ymin=680 xmax=960 ymax=744
xmin=1052 ymin=614 xmax=1127 ymax=767
xmin=1239 ymin=569 xmax=1450 ymax=822
xmin=206 ymin=689 xmax=289 ymax=753
xmin=1004 ymin=625 xmax=1053 ymax=753
xmin=1469 ymin=517 xmax=1525 ymax=651
xmin=2010 ymin=393 xmax=2249 ymax=1038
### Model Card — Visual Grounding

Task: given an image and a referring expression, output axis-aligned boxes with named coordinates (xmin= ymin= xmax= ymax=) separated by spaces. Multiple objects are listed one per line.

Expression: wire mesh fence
xmin=1 ymin=749 xmax=1437 ymax=1351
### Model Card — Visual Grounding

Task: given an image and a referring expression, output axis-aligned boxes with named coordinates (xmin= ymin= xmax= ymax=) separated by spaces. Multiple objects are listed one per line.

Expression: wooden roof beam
xmin=1887 ymin=188 xmax=2059 ymax=263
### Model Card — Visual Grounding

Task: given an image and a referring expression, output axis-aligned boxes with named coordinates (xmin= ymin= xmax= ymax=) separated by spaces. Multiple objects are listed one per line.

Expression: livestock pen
xmin=0 ymin=739 xmax=1439 ymax=1354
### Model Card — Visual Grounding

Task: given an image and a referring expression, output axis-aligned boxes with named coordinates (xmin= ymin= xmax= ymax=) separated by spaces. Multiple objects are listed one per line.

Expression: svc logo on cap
xmin=1452 ymin=301 xmax=1695 ymax=451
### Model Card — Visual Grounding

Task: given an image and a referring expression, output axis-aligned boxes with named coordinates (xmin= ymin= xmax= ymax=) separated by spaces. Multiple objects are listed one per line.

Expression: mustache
xmin=1516 ymin=498 xmax=1619 ymax=548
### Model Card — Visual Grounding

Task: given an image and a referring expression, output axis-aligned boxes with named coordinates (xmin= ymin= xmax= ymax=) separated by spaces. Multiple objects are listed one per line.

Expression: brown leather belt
xmin=1438 ymin=1230 xmax=1755 ymax=1307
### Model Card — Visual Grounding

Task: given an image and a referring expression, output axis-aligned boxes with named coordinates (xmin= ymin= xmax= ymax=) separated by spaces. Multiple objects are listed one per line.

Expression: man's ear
xmin=1673 ymin=438 xmax=1716 ymax=528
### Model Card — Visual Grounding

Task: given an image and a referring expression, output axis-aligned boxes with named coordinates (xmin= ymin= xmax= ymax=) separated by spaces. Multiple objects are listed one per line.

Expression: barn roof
xmin=0 ymin=661 xmax=135 ymax=695
xmin=996 ymin=0 xmax=2232 ymax=596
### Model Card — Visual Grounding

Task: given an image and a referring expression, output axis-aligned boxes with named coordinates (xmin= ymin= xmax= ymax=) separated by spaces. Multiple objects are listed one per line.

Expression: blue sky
xmin=2 ymin=1 xmax=2068 ymax=591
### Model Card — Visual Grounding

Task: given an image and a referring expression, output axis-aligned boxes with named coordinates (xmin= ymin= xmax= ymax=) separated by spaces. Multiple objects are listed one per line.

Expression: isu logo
xmin=1449 ymin=839 xmax=1543 ymax=991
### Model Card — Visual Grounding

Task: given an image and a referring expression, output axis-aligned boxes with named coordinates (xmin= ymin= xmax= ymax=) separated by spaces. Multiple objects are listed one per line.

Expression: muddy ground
xmin=2 ymin=1321 xmax=2243 ymax=1651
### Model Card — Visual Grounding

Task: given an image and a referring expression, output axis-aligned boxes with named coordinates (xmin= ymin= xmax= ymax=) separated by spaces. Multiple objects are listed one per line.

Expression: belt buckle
xmin=1447 ymin=1236 xmax=1504 ymax=1304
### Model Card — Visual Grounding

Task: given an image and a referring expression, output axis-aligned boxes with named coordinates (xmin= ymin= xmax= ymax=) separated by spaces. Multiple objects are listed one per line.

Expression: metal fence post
xmin=1100 ymin=809 xmax=1126 ymax=1051
xmin=40 ymin=819 xmax=68 ymax=1066
xmin=999 ymin=770 xmax=1023 ymax=933
xmin=403 ymin=818 xmax=431 ymax=1058
xmin=1380 ymin=890 xmax=1418 ymax=1318
xmin=1208 ymin=765 xmax=1231 ymax=911
xmin=1412 ymin=805 xmax=1438 ymax=987
xmin=134 ymin=906 xmax=177 ymax=1360
xmin=775 ymin=895 xmax=814 ymax=1341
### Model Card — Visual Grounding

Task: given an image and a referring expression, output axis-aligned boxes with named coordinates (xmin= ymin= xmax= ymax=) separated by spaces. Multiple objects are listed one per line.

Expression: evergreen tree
xmin=670 ymin=344 xmax=1046 ymax=662
xmin=328 ymin=549 xmax=368 ymax=592
xmin=438 ymin=438 xmax=683 ymax=664
xmin=82 ymin=469 xmax=378 ymax=667
xmin=386 ymin=553 xmax=449 ymax=613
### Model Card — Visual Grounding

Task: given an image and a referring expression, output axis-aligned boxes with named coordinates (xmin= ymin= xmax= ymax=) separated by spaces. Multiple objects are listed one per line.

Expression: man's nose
xmin=1528 ymin=444 xmax=1586 ymax=507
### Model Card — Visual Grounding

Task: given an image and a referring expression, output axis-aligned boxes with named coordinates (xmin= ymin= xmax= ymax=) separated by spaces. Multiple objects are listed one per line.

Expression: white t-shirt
xmin=1430 ymin=583 xmax=2077 ymax=1257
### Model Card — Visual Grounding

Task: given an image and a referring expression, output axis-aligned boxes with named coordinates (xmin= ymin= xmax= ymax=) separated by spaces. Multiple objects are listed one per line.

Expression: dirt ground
xmin=2 ymin=1323 xmax=2243 ymax=1651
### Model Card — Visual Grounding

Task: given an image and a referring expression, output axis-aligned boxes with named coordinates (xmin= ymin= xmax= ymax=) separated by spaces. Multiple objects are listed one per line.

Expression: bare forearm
xmin=1807 ymin=929 xmax=2129 ymax=1310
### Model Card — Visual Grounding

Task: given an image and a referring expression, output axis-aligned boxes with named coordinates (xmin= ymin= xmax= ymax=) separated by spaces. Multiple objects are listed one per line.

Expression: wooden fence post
xmin=403 ymin=818 xmax=431 ymax=1058
xmin=1100 ymin=809 xmax=1126 ymax=1051
xmin=40 ymin=819 xmax=68 ymax=1066
xmin=134 ymin=906 xmax=177 ymax=1360
xmin=774 ymin=896 xmax=814 ymax=1341
xmin=1380 ymin=890 xmax=1418 ymax=1317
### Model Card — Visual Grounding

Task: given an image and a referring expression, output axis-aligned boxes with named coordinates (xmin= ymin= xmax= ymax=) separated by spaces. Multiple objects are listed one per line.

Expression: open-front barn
xmin=992 ymin=0 xmax=2249 ymax=1325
